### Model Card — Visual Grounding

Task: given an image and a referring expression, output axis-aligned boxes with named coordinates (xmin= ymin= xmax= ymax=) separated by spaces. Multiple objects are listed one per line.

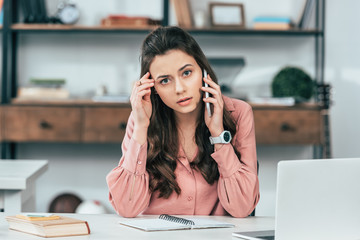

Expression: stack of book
xmin=17 ymin=78 xmax=70 ymax=100
xmin=101 ymin=15 xmax=161 ymax=28
xmin=253 ymin=16 xmax=293 ymax=30
xmin=6 ymin=213 xmax=90 ymax=238
xmin=247 ymin=96 xmax=296 ymax=106
xmin=0 ymin=0 xmax=4 ymax=25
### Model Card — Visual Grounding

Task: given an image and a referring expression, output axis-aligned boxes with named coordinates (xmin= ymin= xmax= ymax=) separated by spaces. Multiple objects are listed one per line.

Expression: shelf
xmin=10 ymin=24 xmax=323 ymax=36
xmin=10 ymin=98 xmax=322 ymax=110
xmin=187 ymin=28 xmax=323 ymax=36
xmin=11 ymin=24 xmax=158 ymax=34
xmin=10 ymin=98 xmax=131 ymax=107
xmin=250 ymin=103 xmax=322 ymax=110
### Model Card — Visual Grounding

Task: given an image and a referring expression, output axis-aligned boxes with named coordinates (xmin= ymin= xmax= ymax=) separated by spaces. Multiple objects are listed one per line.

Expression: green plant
xmin=271 ymin=66 xmax=315 ymax=100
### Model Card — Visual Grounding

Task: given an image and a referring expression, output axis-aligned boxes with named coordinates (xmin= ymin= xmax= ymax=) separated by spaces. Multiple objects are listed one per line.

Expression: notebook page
xmin=118 ymin=219 xmax=190 ymax=231
xmin=187 ymin=218 xmax=235 ymax=229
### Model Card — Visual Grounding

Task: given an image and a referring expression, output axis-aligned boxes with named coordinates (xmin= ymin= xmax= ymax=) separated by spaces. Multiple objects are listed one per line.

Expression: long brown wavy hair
xmin=140 ymin=26 xmax=241 ymax=198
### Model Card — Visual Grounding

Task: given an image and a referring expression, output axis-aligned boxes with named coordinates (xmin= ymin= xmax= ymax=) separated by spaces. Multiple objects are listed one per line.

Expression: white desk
xmin=0 ymin=213 xmax=275 ymax=240
xmin=0 ymin=160 xmax=48 ymax=213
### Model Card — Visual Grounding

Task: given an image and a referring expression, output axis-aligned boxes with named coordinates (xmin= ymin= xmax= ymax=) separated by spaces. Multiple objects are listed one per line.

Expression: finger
xmin=138 ymin=78 xmax=155 ymax=86
xmin=131 ymin=75 xmax=154 ymax=99
xmin=143 ymin=88 xmax=152 ymax=101
xmin=137 ymin=82 xmax=154 ymax=94
xmin=201 ymin=86 xmax=222 ymax=103
xmin=140 ymin=72 xmax=151 ymax=81
xmin=131 ymin=75 xmax=151 ymax=99
xmin=131 ymin=72 xmax=153 ymax=103
xmin=133 ymin=89 xmax=151 ymax=109
xmin=203 ymin=97 xmax=223 ymax=113
xmin=133 ymin=72 xmax=152 ymax=91
xmin=203 ymin=75 xmax=221 ymax=91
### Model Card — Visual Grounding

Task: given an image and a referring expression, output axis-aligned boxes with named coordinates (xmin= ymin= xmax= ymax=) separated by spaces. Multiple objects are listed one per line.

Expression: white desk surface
xmin=0 ymin=160 xmax=48 ymax=189
xmin=0 ymin=213 xmax=275 ymax=240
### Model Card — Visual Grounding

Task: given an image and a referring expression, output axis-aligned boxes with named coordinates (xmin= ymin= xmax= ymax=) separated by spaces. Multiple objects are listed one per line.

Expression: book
xmin=92 ymin=94 xmax=130 ymax=103
xmin=248 ymin=97 xmax=296 ymax=106
xmin=298 ymin=0 xmax=315 ymax=29
xmin=253 ymin=16 xmax=292 ymax=23
xmin=6 ymin=215 xmax=90 ymax=238
xmin=15 ymin=213 xmax=61 ymax=221
xmin=171 ymin=0 xmax=193 ymax=28
xmin=118 ymin=214 xmax=235 ymax=232
xmin=253 ymin=16 xmax=293 ymax=30
xmin=253 ymin=23 xmax=292 ymax=30
xmin=0 ymin=0 xmax=3 ymax=25
xmin=17 ymin=87 xmax=70 ymax=99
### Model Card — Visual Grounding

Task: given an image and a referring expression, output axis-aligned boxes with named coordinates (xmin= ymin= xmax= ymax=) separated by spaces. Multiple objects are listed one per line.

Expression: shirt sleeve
xmin=211 ymin=102 xmax=260 ymax=217
xmin=106 ymin=112 xmax=151 ymax=217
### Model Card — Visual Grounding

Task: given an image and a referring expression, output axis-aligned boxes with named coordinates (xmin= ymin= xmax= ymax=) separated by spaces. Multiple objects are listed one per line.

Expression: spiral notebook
xmin=118 ymin=214 xmax=235 ymax=231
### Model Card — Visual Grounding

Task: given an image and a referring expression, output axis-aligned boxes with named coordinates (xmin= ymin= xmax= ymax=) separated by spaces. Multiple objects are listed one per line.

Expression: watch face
xmin=223 ymin=132 xmax=231 ymax=142
xmin=59 ymin=5 xmax=80 ymax=24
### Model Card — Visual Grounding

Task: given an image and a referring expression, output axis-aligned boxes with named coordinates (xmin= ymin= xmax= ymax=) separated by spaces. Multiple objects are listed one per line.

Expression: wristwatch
xmin=209 ymin=130 xmax=232 ymax=144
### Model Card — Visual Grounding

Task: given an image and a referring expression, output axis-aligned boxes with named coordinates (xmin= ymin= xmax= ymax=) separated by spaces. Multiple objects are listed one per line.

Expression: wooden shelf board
xmin=185 ymin=27 xmax=322 ymax=36
xmin=8 ymin=98 xmax=321 ymax=110
xmin=10 ymin=98 xmax=131 ymax=107
xmin=10 ymin=24 xmax=322 ymax=36
xmin=11 ymin=23 xmax=158 ymax=32
xmin=250 ymin=102 xmax=322 ymax=110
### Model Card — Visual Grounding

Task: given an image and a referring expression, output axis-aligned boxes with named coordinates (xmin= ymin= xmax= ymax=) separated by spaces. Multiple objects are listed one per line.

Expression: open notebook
xmin=118 ymin=214 xmax=234 ymax=231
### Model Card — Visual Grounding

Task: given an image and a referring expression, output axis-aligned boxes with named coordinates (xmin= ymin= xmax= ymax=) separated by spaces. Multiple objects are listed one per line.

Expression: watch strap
xmin=209 ymin=136 xmax=222 ymax=144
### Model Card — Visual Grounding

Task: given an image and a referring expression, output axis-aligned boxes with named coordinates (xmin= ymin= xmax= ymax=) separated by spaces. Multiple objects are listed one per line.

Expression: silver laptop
xmin=233 ymin=158 xmax=360 ymax=240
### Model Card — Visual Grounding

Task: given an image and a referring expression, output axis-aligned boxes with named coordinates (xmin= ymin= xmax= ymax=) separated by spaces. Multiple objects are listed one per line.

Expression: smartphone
xmin=203 ymin=70 xmax=212 ymax=117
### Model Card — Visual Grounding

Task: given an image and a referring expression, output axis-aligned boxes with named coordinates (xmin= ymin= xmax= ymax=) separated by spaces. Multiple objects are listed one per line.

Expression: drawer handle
xmin=118 ymin=122 xmax=127 ymax=130
xmin=280 ymin=123 xmax=295 ymax=132
xmin=39 ymin=121 xmax=52 ymax=129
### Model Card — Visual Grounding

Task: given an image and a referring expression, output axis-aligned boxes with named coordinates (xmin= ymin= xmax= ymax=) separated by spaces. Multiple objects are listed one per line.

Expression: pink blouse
xmin=106 ymin=96 xmax=259 ymax=218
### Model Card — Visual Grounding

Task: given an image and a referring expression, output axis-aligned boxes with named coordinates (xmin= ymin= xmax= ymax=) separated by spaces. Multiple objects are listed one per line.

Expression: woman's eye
xmin=183 ymin=70 xmax=192 ymax=77
xmin=160 ymin=78 xmax=169 ymax=85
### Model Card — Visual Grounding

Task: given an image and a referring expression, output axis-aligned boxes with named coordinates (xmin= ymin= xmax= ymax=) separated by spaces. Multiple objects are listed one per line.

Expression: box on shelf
xmin=101 ymin=15 xmax=161 ymax=28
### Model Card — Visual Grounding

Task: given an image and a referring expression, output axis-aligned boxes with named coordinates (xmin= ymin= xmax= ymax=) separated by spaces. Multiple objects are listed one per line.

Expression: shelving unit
xmin=0 ymin=0 xmax=329 ymax=159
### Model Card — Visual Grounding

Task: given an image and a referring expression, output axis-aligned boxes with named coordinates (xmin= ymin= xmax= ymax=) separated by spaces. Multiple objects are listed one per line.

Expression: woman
xmin=106 ymin=26 xmax=259 ymax=218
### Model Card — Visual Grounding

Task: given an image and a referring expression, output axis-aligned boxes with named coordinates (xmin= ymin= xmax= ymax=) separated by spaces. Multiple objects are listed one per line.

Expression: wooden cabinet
xmin=1 ymin=104 xmax=132 ymax=143
xmin=83 ymin=107 xmax=132 ymax=143
xmin=0 ymin=104 xmax=323 ymax=146
xmin=253 ymin=109 xmax=322 ymax=144
xmin=3 ymin=106 xmax=82 ymax=142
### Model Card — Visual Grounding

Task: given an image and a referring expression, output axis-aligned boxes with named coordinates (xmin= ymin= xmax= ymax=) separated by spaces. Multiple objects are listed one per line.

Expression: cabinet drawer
xmin=253 ymin=109 xmax=322 ymax=144
xmin=83 ymin=107 xmax=131 ymax=143
xmin=3 ymin=106 xmax=81 ymax=142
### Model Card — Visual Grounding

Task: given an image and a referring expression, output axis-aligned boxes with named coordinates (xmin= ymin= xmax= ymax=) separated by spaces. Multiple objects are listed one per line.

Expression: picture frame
xmin=209 ymin=3 xmax=245 ymax=28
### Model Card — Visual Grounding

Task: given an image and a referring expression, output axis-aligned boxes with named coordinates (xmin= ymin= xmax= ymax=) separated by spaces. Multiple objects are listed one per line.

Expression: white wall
xmin=10 ymin=0 xmax=360 ymax=216
xmin=325 ymin=0 xmax=360 ymax=158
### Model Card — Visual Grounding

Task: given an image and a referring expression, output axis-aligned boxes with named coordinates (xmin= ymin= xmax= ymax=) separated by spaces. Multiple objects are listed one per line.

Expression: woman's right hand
xmin=130 ymin=72 xmax=154 ymax=130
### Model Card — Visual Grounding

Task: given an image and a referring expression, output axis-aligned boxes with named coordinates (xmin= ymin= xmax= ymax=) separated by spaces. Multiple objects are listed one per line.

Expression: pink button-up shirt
xmin=106 ymin=96 xmax=259 ymax=217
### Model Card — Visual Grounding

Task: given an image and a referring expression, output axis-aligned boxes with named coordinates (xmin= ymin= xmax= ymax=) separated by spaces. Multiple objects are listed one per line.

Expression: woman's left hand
xmin=202 ymin=74 xmax=225 ymax=137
